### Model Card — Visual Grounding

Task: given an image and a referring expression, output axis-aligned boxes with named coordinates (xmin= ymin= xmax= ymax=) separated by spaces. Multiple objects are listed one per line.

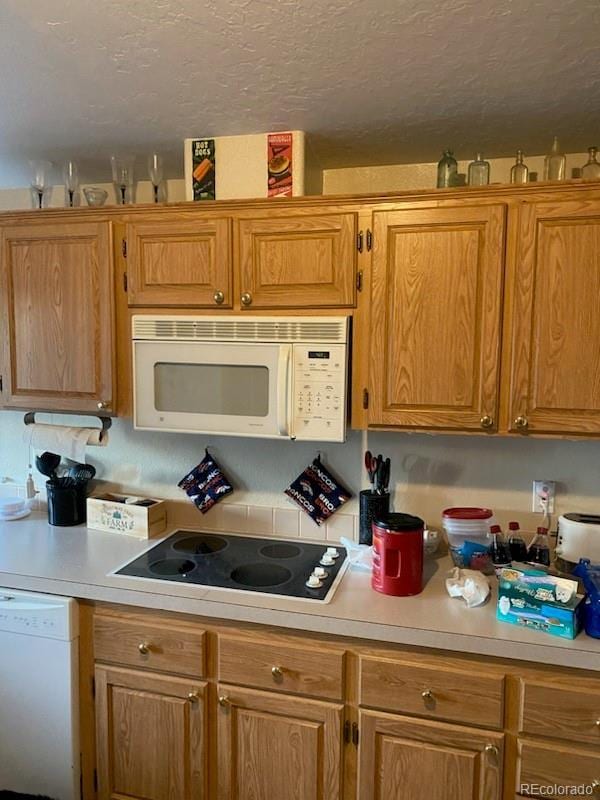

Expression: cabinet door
xmin=127 ymin=217 xmax=232 ymax=307
xmin=95 ymin=665 xmax=206 ymax=800
xmin=237 ymin=212 xmax=357 ymax=308
xmin=507 ymin=198 xmax=600 ymax=434
xmin=217 ymin=683 xmax=343 ymax=800
xmin=0 ymin=221 xmax=114 ymax=412
xmin=368 ymin=205 xmax=506 ymax=430
xmin=359 ymin=710 xmax=503 ymax=800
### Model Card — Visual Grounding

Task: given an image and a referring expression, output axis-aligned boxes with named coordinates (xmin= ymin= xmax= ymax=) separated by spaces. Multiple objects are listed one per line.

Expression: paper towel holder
xmin=23 ymin=411 xmax=112 ymax=443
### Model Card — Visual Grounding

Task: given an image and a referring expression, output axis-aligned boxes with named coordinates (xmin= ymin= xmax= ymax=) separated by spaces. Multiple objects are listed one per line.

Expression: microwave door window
xmin=153 ymin=362 xmax=270 ymax=417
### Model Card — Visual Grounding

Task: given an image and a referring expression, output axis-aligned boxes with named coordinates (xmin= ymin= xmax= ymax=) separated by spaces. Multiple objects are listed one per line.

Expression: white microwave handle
xmin=277 ymin=344 xmax=292 ymax=437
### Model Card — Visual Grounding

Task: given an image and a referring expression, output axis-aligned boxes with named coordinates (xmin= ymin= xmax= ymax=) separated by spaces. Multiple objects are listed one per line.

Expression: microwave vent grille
xmin=133 ymin=317 xmax=347 ymax=343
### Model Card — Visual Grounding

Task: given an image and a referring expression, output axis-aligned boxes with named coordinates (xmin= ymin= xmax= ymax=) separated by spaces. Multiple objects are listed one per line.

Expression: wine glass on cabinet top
xmin=29 ymin=159 xmax=53 ymax=209
xmin=148 ymin=153 xmax=164 ymax=203
xmin=110 ymin=154 xmax=135 ymax=204
xmin=63 ymin=161 xmax=79 ymax=207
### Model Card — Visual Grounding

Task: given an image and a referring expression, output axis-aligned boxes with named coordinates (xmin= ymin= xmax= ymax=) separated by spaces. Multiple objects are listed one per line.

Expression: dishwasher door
xmin=0 ymin=588 xmax=79 ymax=800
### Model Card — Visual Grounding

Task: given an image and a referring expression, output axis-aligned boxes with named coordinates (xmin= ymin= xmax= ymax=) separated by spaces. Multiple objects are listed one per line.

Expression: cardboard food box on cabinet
xmin=87 ymin=494 xmax=167 ymax=539
xmin=184 ymin=131 xmax=306 ymax=201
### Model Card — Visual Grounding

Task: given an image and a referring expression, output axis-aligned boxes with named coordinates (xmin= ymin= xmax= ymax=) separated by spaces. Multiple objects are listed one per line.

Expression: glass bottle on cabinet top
xmin=467 ymin=153 xmax=490 ymax=186
xmin=510 ymin=150 xmax=529 ymax=184
xmin=437 ymin=150 xmax=458 ymax=188
xmin=582 ymin=146 xmax=600 ymax=181
xmin=543 ymin=136 xmax=566 ymax=181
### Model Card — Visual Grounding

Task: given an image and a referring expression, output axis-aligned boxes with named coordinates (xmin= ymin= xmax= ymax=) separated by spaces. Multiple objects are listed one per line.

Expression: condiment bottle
xmin=582 ymin=146 xmax=600 ymax=181
xmin=437 ymin=150 xmax=458 ymax=188
xmin=508 ymin=521 xmax=528 ymax=561
xmin=528 ymin=526 xmax=551 ymax=567
xmin=489 ymin=524 xmax=512 ymax=576
xmin=510 ymin=150 xmax=529 ymax=184
xmin=467 ymin=153 xmax=490 ymax=186
xmin=543 ymin=137 xmax=566 ymax=181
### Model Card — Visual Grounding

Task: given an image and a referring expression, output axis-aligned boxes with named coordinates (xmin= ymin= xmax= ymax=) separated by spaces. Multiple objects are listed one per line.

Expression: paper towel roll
xmin=24 ymin=423 xmax=108 ymax=463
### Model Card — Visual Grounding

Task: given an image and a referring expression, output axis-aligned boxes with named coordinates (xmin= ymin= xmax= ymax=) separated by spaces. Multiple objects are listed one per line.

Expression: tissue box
xmin=184 ymin=131 xmax=306 ymax=201
xmin=496 ymin=563 xmax=584 ymax=639
xmin=87 ymin=494 xmax=167 ymax=539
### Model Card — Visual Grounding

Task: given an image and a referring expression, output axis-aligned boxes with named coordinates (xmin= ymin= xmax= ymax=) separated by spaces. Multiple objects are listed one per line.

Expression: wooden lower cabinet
xmin=216 ymin=683 xmax=344 ymax=800
xmin=358 ymin=711 xmax=504 ymax=800
xmin=95 ymin=665 xmax=207 ymax=800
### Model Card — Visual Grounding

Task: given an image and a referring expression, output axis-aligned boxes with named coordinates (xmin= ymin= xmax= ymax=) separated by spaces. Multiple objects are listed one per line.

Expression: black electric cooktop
xmin=116 ymin=530 xmax=347 ymax=602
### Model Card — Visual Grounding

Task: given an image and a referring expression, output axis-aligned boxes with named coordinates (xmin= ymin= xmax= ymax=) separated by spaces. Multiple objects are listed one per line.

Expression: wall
xmin=1 ymin=160 xmax=599 ymax=538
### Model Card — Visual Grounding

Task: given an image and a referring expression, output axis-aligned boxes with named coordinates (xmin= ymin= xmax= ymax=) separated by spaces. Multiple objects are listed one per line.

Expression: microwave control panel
xmin=292 ymin=344 xmax=347 ymax=441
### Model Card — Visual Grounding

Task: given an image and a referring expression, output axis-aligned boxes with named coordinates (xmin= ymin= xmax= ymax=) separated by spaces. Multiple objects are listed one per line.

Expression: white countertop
xmin=0 ymin=513 xmax=598 ymax=671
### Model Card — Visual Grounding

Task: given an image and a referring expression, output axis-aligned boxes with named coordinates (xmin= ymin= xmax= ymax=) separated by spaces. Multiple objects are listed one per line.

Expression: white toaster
xmin=556 ymin=513 xmax=600 ymax=564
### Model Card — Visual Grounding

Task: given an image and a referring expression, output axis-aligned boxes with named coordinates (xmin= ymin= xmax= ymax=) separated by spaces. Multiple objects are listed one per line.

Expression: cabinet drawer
xmin=94 ymin=614 xmax=205 ymax=678
xmin=520 ymin=678 xmax=600 ymax=746
xmin=218 ymin=634 xmax=345 ymax=700
xmin=517 ymin=739 xmax=600 ymax=797
xmin=359 ymin=654 xmax=505 ymax=729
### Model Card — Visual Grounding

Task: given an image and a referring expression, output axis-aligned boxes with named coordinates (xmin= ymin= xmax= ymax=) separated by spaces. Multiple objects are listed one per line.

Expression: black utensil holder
xmin=359 ymin=490 xmax=390 ymax=545
xmin=46 ymin=480 xmax=87 ymax=527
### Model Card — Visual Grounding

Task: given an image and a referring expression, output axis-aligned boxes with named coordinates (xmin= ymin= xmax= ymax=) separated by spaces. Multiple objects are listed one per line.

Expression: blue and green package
xmin=178 ymin=449 xmax=233 ymax=514
xmin=496 ymin=563 xmax=584 ymax=639
xmin=285 ymin=455 xmax=352 ymax=526
xmin=573 ymin=558 xmax=600 ymax=639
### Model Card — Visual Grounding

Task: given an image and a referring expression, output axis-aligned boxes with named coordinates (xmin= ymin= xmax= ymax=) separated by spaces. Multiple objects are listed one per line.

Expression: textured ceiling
xmin=0 ymin=0 xmax=598 ymax=187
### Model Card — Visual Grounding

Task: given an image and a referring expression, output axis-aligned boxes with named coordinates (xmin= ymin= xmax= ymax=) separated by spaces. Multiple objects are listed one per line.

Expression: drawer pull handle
xmin=218 ymin=694 xmax=231 ymax=707
xmin=421 ymin=689 xmax=434 ymax=702
xmin=138 ymin=642 xmax=151 ymax=655
xmin=187 ymin=692 xmax=199 ymax=704
xmin=271 ymin=665 xmax=284 ymax=678
xmin=480 ymin=415 xmax=494 ymax=429
xmin=514 ymin=415 xmax=529 ymax=430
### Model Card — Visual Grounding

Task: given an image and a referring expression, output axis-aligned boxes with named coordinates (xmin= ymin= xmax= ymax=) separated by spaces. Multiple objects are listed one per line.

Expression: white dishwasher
xmin=0 ymin=587 xmax=80 ymax=800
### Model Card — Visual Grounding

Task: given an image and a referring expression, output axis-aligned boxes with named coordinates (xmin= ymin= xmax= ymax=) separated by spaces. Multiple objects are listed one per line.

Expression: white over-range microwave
xmin=132 ymin=315 xmax=350 ymax=441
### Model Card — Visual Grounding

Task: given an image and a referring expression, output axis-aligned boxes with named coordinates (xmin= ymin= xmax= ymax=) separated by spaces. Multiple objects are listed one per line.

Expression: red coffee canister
xmin=371 ymin=513 xmax=425 ymax=596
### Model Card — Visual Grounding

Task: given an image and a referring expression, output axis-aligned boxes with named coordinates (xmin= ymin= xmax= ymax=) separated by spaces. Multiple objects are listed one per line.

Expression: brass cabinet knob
xmin=241 ymin=292 xmax=253 ymax=306
xmin=271 ymin=665 xmax=283 ymax=678
xmin=421 ymin=689 xmax=434 ymax=702
xmin=138 ymin=642 xmax=151 ymax=655
xmin=514 ymin=415 xmax=529 ymax=430
xmin=480 ymin=415 xmax=494 ymax=429
xmin=592 ymin=780 xmax=600 ymax=795
xmin=213 ymin=290 xmax=225 ymax=305
xmin=97 ymin=401 xmax=109 ymax=410
xmin=596 ymin=718 xmax=600 ymax=727
xmin=187 ymin=692 xmax=199 ymax=704
xmin=484 ymin=744 xmax=499 ymax=757
xmin=218 ymin=694 xmax=231 ymax=707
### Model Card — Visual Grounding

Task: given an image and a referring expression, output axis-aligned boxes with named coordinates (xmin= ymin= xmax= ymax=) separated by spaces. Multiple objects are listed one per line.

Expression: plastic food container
xmin=443 ymin=508 xmax=495 ymax=573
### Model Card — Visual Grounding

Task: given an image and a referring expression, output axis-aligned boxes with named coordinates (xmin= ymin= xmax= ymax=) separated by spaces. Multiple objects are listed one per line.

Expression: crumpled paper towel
xmin=445 ymin=567 xmax=491 ymax=608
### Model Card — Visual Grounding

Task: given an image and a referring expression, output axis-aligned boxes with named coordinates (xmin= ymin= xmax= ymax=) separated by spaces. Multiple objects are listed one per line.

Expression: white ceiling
xmin=0 ymin=0 xmax=598 ymax=187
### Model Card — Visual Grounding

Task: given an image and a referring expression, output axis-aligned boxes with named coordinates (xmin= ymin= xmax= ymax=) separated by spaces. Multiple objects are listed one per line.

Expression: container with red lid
xmin=371 ymin=513 xmax=424 ymax=596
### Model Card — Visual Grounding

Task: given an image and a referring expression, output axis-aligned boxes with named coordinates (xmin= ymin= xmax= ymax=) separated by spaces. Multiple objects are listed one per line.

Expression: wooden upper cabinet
xmin=237 ymin=211 xmax=357 ymax=308
xmin=368 ymin=204 xmax=506 ymax=431
xmin=358 ymin=711 xmax=504 ymax=800
xmin=126 ymin=216 xmax=232 ymax=307
xmin=507 ymin=198 xmax=600 ymax=435
xmin=217 ymin=684 xmax=343 ymax=800
xmin=95 ymin=665 xmax=207 ymax=800
xmin=0 ymin=220 xmax=115 ymax=413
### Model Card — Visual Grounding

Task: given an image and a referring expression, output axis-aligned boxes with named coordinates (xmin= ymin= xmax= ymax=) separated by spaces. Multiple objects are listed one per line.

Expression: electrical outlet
xmin=532 ymin=480 xmax=556 ymax=513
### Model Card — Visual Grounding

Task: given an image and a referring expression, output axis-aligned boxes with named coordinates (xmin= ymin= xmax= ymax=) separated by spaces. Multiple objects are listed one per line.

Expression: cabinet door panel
xmin=95 ymin=665 xmax=206 ymax=800
xmin=127 ymin=217 xmax=232 ymax=306
xmin=508 ymin=199 xmax=600 ymax=433
xmin=237 ymin=212 xmax=356 ymax=308
xmin=0 ymin=221 xmax=114 ymax=412
xmin=359 ymin=710 xmax=503 ymax=800
xmin=217 ymin=683 xmax=343 ymax=800
xmin=369 ymin=204 xmax=505 ymax=430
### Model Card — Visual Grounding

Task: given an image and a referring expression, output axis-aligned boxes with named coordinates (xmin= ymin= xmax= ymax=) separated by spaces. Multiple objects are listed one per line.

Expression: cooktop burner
xmin=116 ymin=530 xmax=347 ymax=601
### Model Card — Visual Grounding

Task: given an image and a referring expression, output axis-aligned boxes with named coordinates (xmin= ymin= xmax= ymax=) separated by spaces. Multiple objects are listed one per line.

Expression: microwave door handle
xmin=277 ymin=345 xmax=292 ymax=437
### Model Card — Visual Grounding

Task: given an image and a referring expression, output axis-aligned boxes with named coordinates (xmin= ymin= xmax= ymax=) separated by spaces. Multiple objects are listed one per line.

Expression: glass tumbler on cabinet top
xmin=582 ymin=147 xmax=600 ymax=181
xmin=467 ymin=153 xmax=490 ymax=186
xmin=437 ymin=150 xmax=458 ymax=188
xmin=510 ymin=150 xmax=529 ymax=184
xmin=110 ymin=155 xmax=135 ymax=204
